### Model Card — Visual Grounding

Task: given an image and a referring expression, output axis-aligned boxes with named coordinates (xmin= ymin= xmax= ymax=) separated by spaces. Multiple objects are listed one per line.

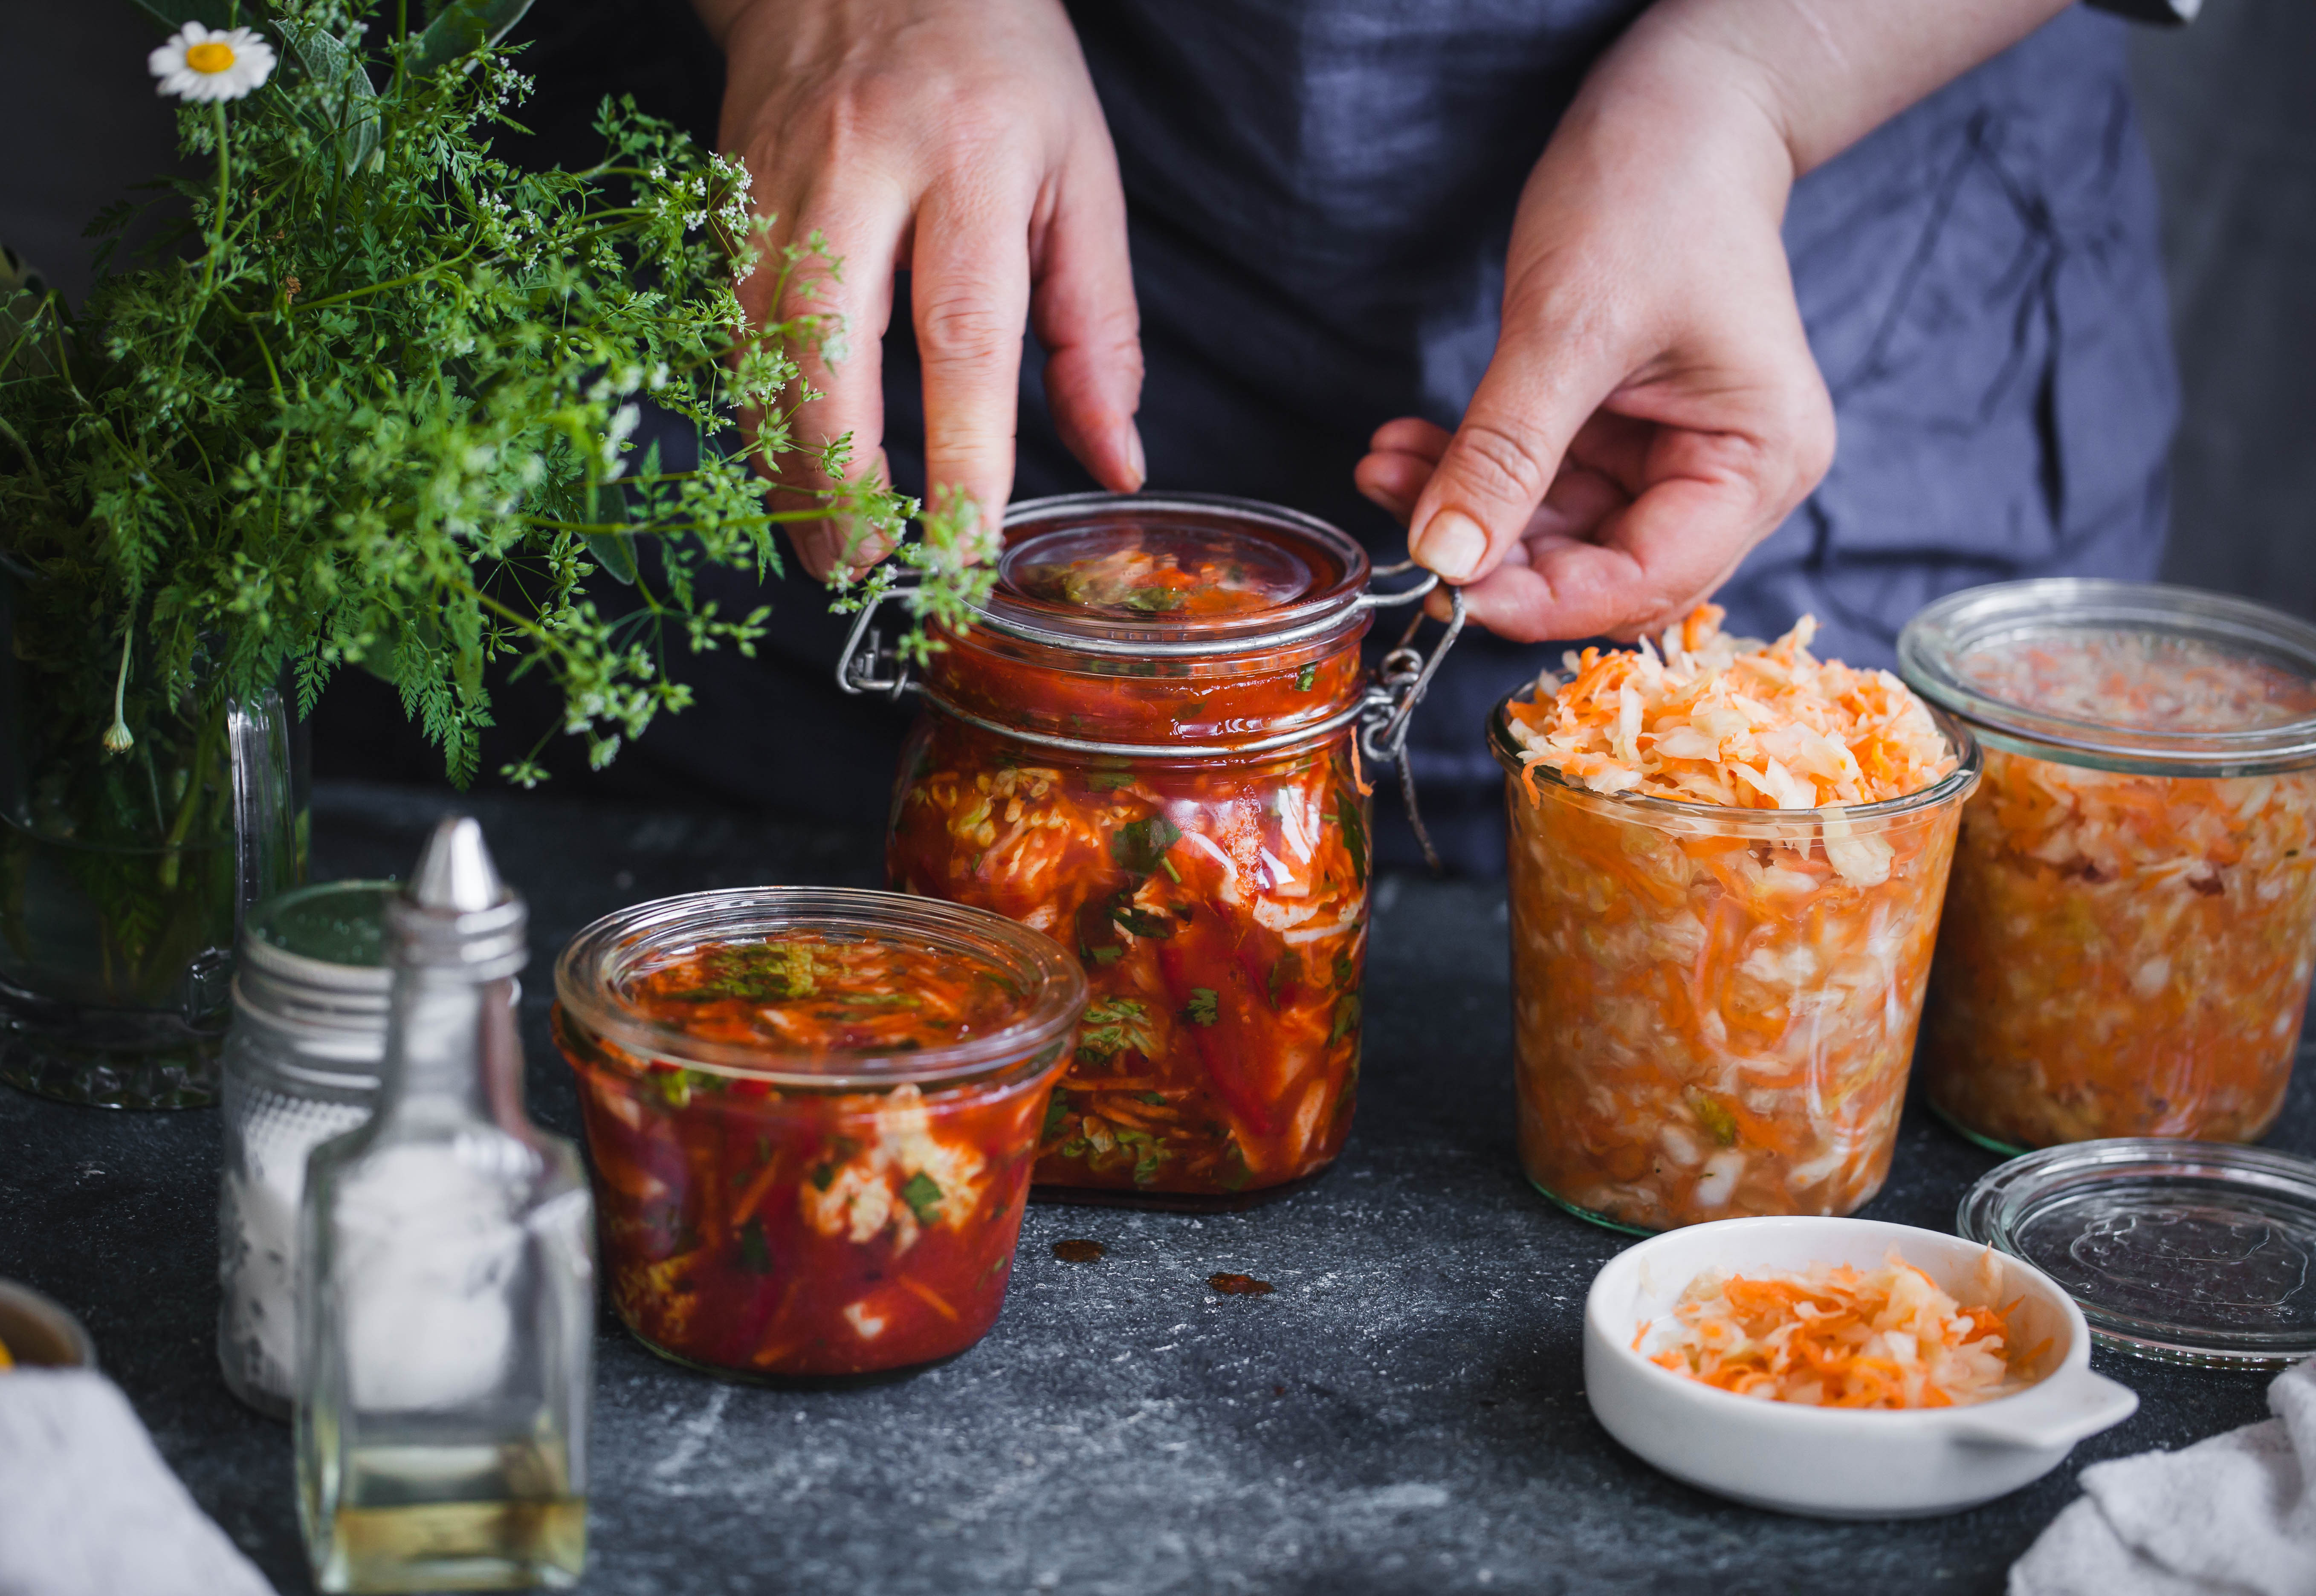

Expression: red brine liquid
xmin=555 ymin=933 xmax=1065 ymax=1377
xmin=887 ymin=522 xmax=1373 ymax=1201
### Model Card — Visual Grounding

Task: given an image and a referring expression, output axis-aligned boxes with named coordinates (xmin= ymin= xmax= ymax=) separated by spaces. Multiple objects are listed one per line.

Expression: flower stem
xmin=198 ymin=101 xmax=230 ymax=301
xmin=102 ymin=625 xmax=136 ymax=755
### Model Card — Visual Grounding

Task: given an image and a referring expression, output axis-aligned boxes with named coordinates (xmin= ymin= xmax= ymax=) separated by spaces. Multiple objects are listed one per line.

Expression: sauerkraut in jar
xmin=876 ymin=494 xmax=1448 ymax=1206
xmin=552 ymin=889 xmax=1083 ymax=1378
xmin=1900 ymin=581 xmax=2316 ymax=1151
xmin=1491 ymin=607 xmax=1978 ymax=1232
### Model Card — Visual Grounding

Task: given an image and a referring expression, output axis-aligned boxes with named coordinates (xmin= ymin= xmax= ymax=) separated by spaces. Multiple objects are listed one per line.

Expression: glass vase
xmin=0 ymin=594 xmax=307 ymax=1108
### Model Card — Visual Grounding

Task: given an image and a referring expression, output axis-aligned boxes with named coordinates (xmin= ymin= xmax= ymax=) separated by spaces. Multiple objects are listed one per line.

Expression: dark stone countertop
xmin=2 ymin=781 xmax=2299 ymax=1596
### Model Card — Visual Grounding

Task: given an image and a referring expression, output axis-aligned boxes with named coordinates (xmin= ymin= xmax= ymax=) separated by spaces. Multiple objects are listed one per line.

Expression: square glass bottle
xmin=295 ymin=818 xmax=593 ymax=1593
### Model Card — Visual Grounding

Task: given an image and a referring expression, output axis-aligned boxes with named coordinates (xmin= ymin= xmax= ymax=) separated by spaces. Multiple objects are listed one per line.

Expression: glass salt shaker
xmin=219 ymin=881 xmax=396 ymax=1417
xmin=296 ymin=817 xmax=593 ymax=1594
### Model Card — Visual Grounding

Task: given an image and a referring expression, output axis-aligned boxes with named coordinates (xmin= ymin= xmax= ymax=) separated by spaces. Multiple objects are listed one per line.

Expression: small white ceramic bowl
xmin=1584 ymin=1216 xmax=2138 ymax=1519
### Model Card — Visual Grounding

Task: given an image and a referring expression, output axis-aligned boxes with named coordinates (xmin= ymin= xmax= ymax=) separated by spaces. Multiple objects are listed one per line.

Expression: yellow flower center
xmin=185 ymin=40 xmax=236 ymax=73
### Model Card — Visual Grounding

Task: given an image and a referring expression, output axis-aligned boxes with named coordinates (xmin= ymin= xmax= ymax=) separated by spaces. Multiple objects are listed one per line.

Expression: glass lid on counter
xmin=1898 ymin=580 xmax=2316 ymax=774
xmin=978 ymin=493 xmax=1371 ymax=655
xmin=1958 ymin=1138 xmax=2316 ymax=1368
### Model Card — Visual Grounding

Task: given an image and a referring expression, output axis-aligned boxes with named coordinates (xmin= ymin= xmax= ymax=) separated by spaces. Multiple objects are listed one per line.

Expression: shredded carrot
xmin=1922 ymin=633 xmax=2316 ymax=1146
xmin=1506 ymin=605 xmax=1956 ymax=817
xmin=1641 ymin=1250 xmax=2041 ymax=1409
xmin=1502 ymin=614 xmax=1970 ymax=1229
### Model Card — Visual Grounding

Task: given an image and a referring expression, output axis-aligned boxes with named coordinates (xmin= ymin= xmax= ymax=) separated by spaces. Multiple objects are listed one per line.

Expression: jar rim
xmin=1486 ymin=691 xmax=1982 ymax=835
xmin=240 ymin=879 xmax=397 ymax=999
xmin=552 ymin=887 xmax=1087 ymax=1090
xmin=1897 ymin=580 xmax=2316 ymax=775
xmin=966 ymin=492 xmax=1373 ymax=660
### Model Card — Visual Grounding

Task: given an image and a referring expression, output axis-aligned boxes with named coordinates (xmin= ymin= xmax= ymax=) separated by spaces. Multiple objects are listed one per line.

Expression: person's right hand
xmin=701 ymin=0 xmax=1146 ymax=578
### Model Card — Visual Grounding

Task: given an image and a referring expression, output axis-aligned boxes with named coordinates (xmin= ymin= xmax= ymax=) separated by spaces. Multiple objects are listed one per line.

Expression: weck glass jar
xmin=1488 ymin=693 xmax=1980 ymax=1233
xmin=868 ymin=492 xmax=1454 ymax=1207
xmin=553 ymin=887 xmax=1086 ymax=1379
xmin=218 ymin=880 xmax=394 ymax=1418
xmin=1900 ymin=580 xmax=2316 ymax=1152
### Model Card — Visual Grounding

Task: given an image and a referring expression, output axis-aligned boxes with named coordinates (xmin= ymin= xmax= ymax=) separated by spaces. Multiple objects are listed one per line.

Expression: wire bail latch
xmin=1357 ymin=561 xmax=1468 ymax=872
xmin=834 ymin=576 xmax=921 ymax=702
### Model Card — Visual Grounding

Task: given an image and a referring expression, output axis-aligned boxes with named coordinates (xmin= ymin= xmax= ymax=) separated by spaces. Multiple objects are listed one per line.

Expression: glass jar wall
xmin=0 ymin=596 xmax=306 ymax=1108
xmin=553 ymin=888 xmax=1085 ymax=1379
xmin=1900 ymin=581 xmax=2316 ymax=1151
xmin=218 ymin=880 xmax=394 ymax=1417
xmin=883 ymin=494 xmax=1396 ymax=1206
xmin=1489 ymin=696 xmax=1979 ymax=1233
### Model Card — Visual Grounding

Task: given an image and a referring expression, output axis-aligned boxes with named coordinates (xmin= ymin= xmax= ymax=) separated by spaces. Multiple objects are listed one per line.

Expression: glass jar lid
xmin=1957 ymin=1138 xmax=2316 ymax=1369
xmin=975 ymin=493 xmax=1372 ymax=659
xmin=1898 ymin=580 xmax=2316 ymax=775
xmin=554 ymin=887 xmax=1086 ymax=1091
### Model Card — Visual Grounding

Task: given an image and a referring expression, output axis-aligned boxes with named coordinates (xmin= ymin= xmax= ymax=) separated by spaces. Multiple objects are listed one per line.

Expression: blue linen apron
xmin=651 ymin=2 xmax=2178 ymax=876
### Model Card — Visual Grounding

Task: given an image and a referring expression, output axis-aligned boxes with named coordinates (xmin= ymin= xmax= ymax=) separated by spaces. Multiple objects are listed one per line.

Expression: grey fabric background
xmin=2130 ymin=4 xmax=2316 ymax=616
xmin=9 ymin=3 xmax=2308 ymax=621
xmin=3 ymin=0 xmax=2310 ymax=772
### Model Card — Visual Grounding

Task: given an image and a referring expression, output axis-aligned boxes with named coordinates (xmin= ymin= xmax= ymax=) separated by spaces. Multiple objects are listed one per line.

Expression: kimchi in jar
xmin=1900 ymin=581 xmax=2316 ymax=1152
xmin=1491 ymin=607 xmax=1980 ymax=1233
xmin=878 ymin=494 xmax=1444 ymax=1207
xmin=552 ymin=888 xmax=1083 ymax=1378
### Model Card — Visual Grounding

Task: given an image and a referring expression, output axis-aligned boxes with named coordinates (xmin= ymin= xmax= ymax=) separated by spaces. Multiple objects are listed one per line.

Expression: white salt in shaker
xmin=217 ymin=881 xmax=395 ymax=1418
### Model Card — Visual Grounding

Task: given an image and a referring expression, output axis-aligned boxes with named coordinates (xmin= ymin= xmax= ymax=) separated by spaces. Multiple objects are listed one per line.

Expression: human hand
xmin=1355 ymin=28 xmax=1833 ymax=643
xmin=701 ymin=0 xmax=1144 ymax=578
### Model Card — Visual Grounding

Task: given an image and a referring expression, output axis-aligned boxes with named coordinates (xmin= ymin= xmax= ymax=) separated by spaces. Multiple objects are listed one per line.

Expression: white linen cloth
xmin=0 ymin=1369 xmax=277 ymax=1596
xmin=2011 ymin=1356 xmax=2316 ymax=1596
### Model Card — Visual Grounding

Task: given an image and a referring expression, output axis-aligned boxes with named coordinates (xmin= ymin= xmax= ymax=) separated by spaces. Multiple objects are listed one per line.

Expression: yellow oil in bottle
xmin=312 ymin=1440 xmax=585 ymax=1593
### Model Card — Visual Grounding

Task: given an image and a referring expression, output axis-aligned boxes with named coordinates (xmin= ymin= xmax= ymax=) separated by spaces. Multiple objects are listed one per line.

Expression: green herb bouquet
xmin=0 ymin=0 xmax=987 ymax=1103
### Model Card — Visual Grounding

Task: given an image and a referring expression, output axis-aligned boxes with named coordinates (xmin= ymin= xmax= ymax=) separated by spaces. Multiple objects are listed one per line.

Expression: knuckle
xmin=917 ymin=292 xmax=1019 ymax=364
xmin=1450 ymin=419 xmax=1556 ymax=509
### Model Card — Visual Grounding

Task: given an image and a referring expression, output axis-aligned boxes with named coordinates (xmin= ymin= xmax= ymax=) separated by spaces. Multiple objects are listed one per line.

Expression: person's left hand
xmin=1353 ymin=13 xmax=1835 ymax=644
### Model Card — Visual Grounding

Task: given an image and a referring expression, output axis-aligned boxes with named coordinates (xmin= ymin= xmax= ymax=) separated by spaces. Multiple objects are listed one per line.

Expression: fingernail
xmin=1413 ymin=509 xmax=1485 ymax=582
xmin=1122 ymin=422 xmax=1147 ymax=492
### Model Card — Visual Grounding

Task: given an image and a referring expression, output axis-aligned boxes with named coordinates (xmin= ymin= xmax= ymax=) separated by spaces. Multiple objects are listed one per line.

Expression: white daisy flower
xmin=149 ymin=23 xmax=277 ymax=103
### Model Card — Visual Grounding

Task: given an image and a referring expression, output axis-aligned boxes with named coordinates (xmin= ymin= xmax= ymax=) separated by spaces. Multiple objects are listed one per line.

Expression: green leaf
xmin=1295 ymin=662 xmax=1317 ymax=691
xmin=278 ymin=21 xmax=381 ymax=176
xmin=1329 ymin=992 xmax=1361 ymax=1046
xmin=1109 ymin=897 xmax=1176 ymax=941
xmin=1109 ymin=815 xmax=1182 ymax=877
xmin=1181 ymin=987 xmax=1218 ymax=1027
xmin=1115 ymin=1129 xmax=1168 ymax=1186
xmin=1077 ymin=997 xmax=1155 ymax=1064
xmin=735 ymin=1218 xmax=772 ymax=1275
xmin=1121 ymin=585 xmax=1185 ymax=613
xmin=1041 ymin=1090 xmax=1072 ymax=1140
xmin=585 ymin=528 xmax=638 ymax=585
xmin=1686 ymin=1087 xmax=1740 ymax=1148
xmin=900 ymin=1171 xmax=944 ymax=1226
xmin=1267 ymin=950 xmax=1300 ymax=1009
xmin=410 ymin=0 xmax=536 ymax=75
xmin=668 ymin=942 xmax=822 ymax=1003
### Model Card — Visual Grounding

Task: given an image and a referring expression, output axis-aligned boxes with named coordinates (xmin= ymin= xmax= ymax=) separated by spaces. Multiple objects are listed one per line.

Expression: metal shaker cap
xmin=390 ymin=816 xmax=527 ymax=980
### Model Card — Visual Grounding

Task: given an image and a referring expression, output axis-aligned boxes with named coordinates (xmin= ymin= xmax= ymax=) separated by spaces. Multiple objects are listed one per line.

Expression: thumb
xmin=1406 ymin=305 xmax=1623 ymax=585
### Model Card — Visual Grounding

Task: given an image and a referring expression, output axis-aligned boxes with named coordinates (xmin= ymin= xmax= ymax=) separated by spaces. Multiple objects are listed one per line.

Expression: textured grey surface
xmin=1 ymin=781 xmax=2299 ymax=1596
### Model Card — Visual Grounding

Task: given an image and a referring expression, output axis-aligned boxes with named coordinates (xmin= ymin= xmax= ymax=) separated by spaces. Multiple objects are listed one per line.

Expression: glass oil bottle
xmin=295 ymin=817 xmax=594 ymax=1592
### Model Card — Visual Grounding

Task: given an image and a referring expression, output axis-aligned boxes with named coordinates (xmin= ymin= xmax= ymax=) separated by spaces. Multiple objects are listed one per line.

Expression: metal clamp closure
xmin=834 ymin=578 xmax=921 ymax=701
xmin=838 ymin=557 xmax=1469 ymax=871
xmin=1357 ymin=580 xmax=1468 ymax=872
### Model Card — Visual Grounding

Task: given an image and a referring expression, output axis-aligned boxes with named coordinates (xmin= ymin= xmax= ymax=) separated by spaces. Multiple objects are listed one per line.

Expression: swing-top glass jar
xmin=866 ymin=492 xmax=1455 ymax=1207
